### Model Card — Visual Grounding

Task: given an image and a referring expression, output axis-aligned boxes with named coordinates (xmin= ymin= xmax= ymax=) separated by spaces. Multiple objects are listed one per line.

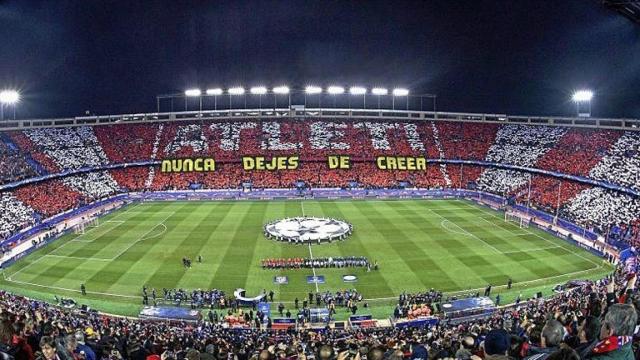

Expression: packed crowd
xmin=0 ymin=194 xmax=35 ymax=240
xmin=562 ymin=187 xmax=640 ymax=235
xmin=2 ymin=267 xmax=640 ymax=360
xmin=261 ymin=257 xmax=373 ymax=270
xmin=0 ymin=120 xmax=638 ymax=243
xmin=0 ymin=139 xmax=38 ymax=185
xmin=477 ymin=125 xmax=567 ymax=194
xmin=589 ymin=131 xmax=640 ymax=192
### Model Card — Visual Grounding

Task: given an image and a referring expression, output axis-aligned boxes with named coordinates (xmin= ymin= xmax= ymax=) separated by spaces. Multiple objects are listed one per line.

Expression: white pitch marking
xmin=429 ymin=208 xmax=502 ymax=253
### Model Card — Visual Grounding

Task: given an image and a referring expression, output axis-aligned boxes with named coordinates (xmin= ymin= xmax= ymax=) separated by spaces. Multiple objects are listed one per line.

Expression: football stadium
xmin=1 ymin=1 xmax=639 ymax=360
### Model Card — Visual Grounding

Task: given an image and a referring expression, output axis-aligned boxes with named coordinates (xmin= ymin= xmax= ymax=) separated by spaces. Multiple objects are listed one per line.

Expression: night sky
xmin=0 ymin=0 xmax=638 ymax=119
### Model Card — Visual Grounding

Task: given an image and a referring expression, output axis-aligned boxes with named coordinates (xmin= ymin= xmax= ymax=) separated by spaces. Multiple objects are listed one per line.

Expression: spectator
xmin=526 ymin=320 xmax=564 ymax=360
xmin=483 ymin=329 xmax=511 ymax=360
xmin=589 ymin=304 xmax=636 ymax=360
xmin=36 ymin=336 xmax=61 ymax=360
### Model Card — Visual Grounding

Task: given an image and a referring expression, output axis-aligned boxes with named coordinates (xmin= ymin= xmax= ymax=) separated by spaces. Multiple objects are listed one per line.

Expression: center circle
xmin=264 ymin=217 xmax=353 ymax=244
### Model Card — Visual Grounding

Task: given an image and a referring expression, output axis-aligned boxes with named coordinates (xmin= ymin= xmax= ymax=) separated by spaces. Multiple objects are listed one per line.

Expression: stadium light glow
xmin=184 ymin=89 xmax=201 ymax=97
xmin=392 ymin=88 xmax=409 ymax=96
xmin=250 ymin=86 xmax=267 ymax=95
xmin=572 ymin=90 xmax=593 ymax=102
xmin=272 ymin=86 xmax=290 ymax=94
xmin=0 ymin=90 xmax=19 ymax=104
xmin=371 ymin=87 xmax=388 ymax=96
xmin=327 ymin=86 xmax=345 ymax=95
xmin=349 ymin=86 xmax=367 ymax=95
xmin=228 ymin=87 xmax=245 ymax=95
xmin=305 ymin=86 xmax=322 ymax=94
xmin=206 ymin=88 xmax=223 ymax=96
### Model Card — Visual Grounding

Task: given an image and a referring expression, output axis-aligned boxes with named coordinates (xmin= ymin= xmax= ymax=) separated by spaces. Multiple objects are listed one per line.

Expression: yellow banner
xmin=242 ymin=156 xmax=299 ymax=170
xmin=160 ymin=158 xmax=216 ymax=173
xmin=376 ymin=156 xmax=426 ymax=171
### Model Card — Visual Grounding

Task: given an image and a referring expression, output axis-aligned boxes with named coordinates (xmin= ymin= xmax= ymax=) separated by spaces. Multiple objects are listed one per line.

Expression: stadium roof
xmin=603 ymin=0 xmax=640 ymax=24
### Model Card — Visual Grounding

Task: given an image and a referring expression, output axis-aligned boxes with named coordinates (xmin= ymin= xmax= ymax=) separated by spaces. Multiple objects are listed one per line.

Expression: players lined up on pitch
xmin=261 ymin=256 xmax=377 ymax=270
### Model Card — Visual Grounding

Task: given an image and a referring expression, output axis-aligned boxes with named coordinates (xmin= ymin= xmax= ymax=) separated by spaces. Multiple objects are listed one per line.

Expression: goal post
xmin=74 ymin=223 xmax=85 ymax=235
xmin=88 ymin=218 xmax=99 ymax=228
xmin=505 ymin=211 xmax=531 ymax=229
xmin=73 ymin=217 xmax=99 ymax=235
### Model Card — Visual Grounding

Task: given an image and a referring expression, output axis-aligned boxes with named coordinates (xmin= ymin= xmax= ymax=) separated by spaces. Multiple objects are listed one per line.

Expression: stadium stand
xmin=0 ymin=119 xmax=637 ymax=240
xmin=589 ymin=131 xmax=640 ymax=191
xmin=94 ymin=123 xmax=157 ymax=163
xmin=0 ymin=137 xmax=39 ymax=185
xmin=0 ymin=194 xmax=35 ymax=240
xmin=0 ymin=116 xmax=639 ymax=359
xmin=13 ymin=179 xmax=83 ymax=218
xmin=477 ymin=125 xmax=567 ymax=194
xmin=23 ymin=127 xmax=111 ymax=170
xmin=562 ymin=187 xmax=640 ymax=234
xmin=535 ymin=128 xmax=621 ymax=176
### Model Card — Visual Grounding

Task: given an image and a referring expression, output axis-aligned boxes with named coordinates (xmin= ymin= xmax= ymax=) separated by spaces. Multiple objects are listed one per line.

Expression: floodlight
xmin=392 ymin=88 xmax=409 ymax=96
xmin=305 ymin=86 xmax=322 ymax=94
xmin=206 ymin=88 xmax=223 ymax=96
xmin=228 ymin=87 xmax=245 ymax=95
xmin=184 ymin=89 xmax=201 ymax=97
xmin=349 ymin=86 xmax=367 ymax=95
xmin=273 ymin=86 xmax=290 ymax=94
xmin=327 ymin=86 xmax=345 ymax=95
xmin=572 ymin=90 xmax=593 ymax=102
xmin=371 ymin=87 xmax=388 ymax=96
xmin=250 ymin=86 xmax=267 ymax=95
xmin=0 ymin=90 xmax=19 ymax=104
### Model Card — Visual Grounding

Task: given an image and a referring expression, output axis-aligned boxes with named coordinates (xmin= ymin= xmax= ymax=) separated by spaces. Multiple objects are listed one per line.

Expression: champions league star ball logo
xmin=264 ymin=217 xmax=353 ymax=244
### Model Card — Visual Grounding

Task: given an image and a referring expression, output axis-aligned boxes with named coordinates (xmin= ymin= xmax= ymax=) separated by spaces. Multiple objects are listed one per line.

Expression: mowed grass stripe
xmin=109 ymin=202 xmax=210 ymax=294
xmin=83 ymin=202 xmax=187 ymax=293
xmin=385 ymin=201 xmax=493 ymax=287
xmin=204 ymin=203 xmax=260 ymax=291
xmin=337 ymin=201 xmax=425 ymax=294
xmin=209 ymin=202 xmax=269 ymax=291
xmin=390 ymin=201 xmax=517 ymax=288
xmin=354 ymin=201 xmax=459 ymax=290
xmin=451 ymin=206 xmax=567 ymax=279
xmin=13 ymin=203 xmax=167 ymax=286
xmin=449 ymin=205 xmax=587 ymax=280
xmin=318 ymin=201 xmax=395 ymax=297
xmin=462 ymin=200 xmax=602 ymax=271
xmin=61 ymin=214 xmax=165 ymax=260
xmin=175 ymin=203 xmax=233 ymax=290
xmin=456 ymin=199 xmax=602 ymax=273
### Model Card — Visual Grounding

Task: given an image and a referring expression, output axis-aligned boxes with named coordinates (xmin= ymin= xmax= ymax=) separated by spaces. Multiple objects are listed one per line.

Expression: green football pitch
xmin=0 ymin=199 xmax=612 ymax=318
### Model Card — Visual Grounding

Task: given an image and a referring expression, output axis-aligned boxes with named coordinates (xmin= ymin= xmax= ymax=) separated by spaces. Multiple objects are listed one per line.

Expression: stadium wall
xmin=1 ymin=108 xmax=639 ymax=132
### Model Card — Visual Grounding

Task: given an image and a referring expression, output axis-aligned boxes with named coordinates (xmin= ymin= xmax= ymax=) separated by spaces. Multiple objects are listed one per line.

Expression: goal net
xmin=505 ymin=212 xmax=530 ymax=228
xmin=74 ymin=218 xmax=99 ymax=235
